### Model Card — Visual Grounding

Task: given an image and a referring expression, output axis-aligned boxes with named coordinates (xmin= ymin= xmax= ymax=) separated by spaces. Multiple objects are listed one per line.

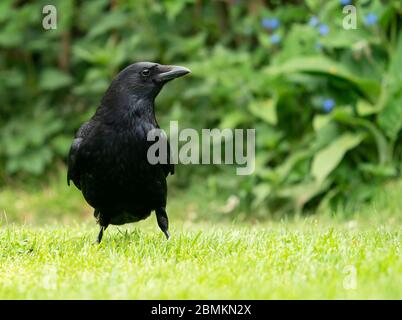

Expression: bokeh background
xmin=1 ymin=0 xmax=401 ymax=223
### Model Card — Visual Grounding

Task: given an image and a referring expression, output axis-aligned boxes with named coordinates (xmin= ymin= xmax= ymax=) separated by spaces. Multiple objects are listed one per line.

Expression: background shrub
xmin=1 ymin=0 xmax=401 ymax=215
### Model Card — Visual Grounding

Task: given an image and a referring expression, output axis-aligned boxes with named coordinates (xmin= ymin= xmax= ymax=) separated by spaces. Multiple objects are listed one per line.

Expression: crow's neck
xmin=128 ymin=94 xmax=156 ymax=124
xmin=97 ymin=91 xmax=157 ymax=127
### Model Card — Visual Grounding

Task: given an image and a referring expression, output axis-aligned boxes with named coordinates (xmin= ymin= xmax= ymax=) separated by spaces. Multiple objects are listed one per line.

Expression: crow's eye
xmin=141 ymin=69 xmax=150 ymax=77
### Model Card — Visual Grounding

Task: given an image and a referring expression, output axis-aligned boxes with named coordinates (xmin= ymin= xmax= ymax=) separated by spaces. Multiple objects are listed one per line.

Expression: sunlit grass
xmin=0 ymin=172 xmax=401 ymax=299
xmin=0 ymin=220 xmax=400 ymax=299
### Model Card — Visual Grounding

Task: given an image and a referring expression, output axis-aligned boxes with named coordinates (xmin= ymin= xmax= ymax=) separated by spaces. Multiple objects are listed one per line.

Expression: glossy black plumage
xmin=67 ymin=62 xmax=190 ymax=242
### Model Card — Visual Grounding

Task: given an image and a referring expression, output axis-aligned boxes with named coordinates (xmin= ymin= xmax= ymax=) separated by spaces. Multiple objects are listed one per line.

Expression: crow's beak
xmin=155 ymin=65 xmax=191 ymax=82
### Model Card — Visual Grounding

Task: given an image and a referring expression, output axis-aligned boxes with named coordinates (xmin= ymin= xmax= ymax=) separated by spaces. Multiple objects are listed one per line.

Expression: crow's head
xmin=115 ymin=62 xmax=191 ymax=98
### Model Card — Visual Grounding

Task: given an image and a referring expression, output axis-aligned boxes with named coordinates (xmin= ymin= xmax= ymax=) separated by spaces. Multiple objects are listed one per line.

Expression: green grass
xmin=0 ymin=173 xmax=401 ymax=299
xmin=0 ymin=219 xmax=401 ymax=299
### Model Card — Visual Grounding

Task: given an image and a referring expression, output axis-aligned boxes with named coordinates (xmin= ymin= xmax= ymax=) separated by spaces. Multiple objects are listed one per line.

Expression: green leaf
xmin=0 ymin=0 xmax=13 ymax=23
xmin=358 ymin=163 xmax=397 ymax=178
xmin=377 ymin=88 xmax=402 ymax=140
xmin=388 ymin=32 xmax=402 ymax=83
xmin=311 ymin=122 xmax=340 ymax=151
xmin=265 ymin=56 xmax=381 ymax=103
xmin=219 ymin=111 xmax=246 ymax=129
xmin=87 ymin=11 xmax=128 ymax=38
xmin=332 ymin=109 xmax=390 ymax=165
xmin=320 ymin=30 xmax=374 ymax=49
xmin=357 ymin=100 xmax=381 ymax=116
xmin=51 ymin=135 xmax=74 ymax=156
xmin=0 ymin=22 xmax=23 ymax=47
xmin=313 ymin=114 xmax=331 ymax=131
xmin=273 ymin=150 xmax=311 ymax=184
xmin=163 ymin=0 xmax=194 ymax=22
xmin=252 ymin=184 xmax=272 ymax=207
xmin=312 ymin=133 xmax=364 ymax=182
xmin=248 ymin=98 xmax=277 ymax=125
xmin=278 ymin=179 xmax=331 ymax=213
xmin=39 ymin=69 xmax=72 ymax=90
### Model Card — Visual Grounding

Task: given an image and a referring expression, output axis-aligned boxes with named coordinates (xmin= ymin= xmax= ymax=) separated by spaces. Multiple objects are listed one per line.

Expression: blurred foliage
xmin=0 ymin=0 xmax=401 ymax=215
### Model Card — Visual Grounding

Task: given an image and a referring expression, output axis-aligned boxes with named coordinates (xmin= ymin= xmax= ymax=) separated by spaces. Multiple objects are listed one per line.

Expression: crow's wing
xmin=149 ymin=123 xmax=174 ymax=177
xmin=67 ymin=121 xmax=93 ymax=189
xmin=164 ymin=139 xmax=175 ymax=176
xmin=154 ymin=127 xmax=174 ymax=177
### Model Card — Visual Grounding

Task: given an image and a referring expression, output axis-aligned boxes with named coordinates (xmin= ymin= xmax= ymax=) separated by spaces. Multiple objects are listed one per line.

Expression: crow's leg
xmin=97 ymin=226 xmax=105 ymax=244
xmin=96 ymin=223 xmax=110 ymax=243
xmin=155 ymin=207 xmax=170 ymax=239
xmin=95 ymin=210 xmax=110 ymax=244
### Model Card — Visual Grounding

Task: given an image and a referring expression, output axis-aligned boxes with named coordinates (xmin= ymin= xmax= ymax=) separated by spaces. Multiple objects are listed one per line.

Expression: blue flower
xmin=340 ymin=0 xmax=351 ymax=5
xmin=261 ymin=18 xmax=280 ymax=30
xmin=364 ymin=13 xmax=378 ymax=26
xmin=270 ymin=33 xmax=281 ymax=44
xmin=309 ymin=16 xmax=319 ymax=27
xmin=318 ymin=24 xmax=329 ymax=36
xmin=322 ymin=98 xmax=335 ymax=113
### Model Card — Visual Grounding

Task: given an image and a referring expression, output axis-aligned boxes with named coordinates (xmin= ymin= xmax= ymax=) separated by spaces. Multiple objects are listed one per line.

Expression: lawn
xmin=0 ymin=176 xmax=401 ymax=299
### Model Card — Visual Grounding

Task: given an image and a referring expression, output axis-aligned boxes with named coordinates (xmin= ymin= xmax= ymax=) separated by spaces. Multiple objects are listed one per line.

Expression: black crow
xmin=67 ymin=62 xmax=190 ymax=243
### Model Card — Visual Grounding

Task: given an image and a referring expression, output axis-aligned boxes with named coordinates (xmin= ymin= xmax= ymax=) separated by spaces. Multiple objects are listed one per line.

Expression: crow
xmin=67 ymin=62 xmax=190 ymax=243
